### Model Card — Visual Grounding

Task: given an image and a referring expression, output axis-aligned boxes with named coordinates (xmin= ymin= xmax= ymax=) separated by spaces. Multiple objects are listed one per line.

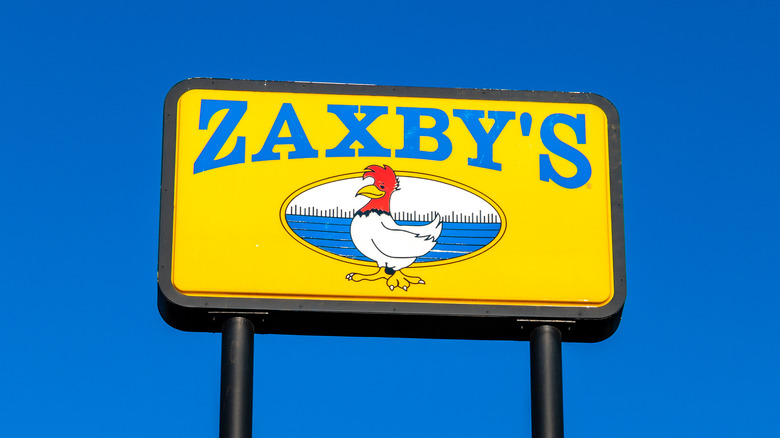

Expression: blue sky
xmin=2 ymin=1 xmax=778 ymax=436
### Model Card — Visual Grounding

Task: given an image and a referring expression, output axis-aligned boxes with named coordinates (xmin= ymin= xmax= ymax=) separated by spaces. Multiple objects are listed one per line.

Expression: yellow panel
xmin=171 ymin=89 xmax=613 ymax=307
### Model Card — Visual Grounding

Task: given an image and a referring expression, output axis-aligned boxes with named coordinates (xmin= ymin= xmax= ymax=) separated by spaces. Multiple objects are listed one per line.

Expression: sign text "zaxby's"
xmin=194 ymin=99 xmax=592 ymax=189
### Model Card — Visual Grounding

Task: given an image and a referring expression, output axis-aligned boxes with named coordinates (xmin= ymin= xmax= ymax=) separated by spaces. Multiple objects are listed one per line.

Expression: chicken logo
xmin=346 ymin=165 xmax=443 ymax=291
xmin=282 ymin=165 xmax=505 ymax=292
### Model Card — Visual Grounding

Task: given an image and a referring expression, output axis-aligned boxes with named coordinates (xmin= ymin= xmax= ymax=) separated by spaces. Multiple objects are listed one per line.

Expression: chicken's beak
xmin=356 ymin=185 xmax=385 ymax=199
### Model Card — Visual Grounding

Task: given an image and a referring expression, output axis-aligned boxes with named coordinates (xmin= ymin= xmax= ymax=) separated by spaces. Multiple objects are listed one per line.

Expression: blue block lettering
xmin=326 ymin=105 xmax=390 ymax=157
xmin=454 ymin=109 xmax=515 ymax=171
xmin=252 ymin=103 xmax=316 ymax=161
xmin=539 ymin=114 xmax=591 ymax=189
xmin=194 ymin=99 xmax=248 ymax=174
xmin=395 ymin=107 xmax=452 ymax=161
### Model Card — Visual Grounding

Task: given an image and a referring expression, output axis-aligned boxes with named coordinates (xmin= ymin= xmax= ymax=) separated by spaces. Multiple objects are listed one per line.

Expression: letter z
xmin=194 ymin=99 xmax=248 ymax=174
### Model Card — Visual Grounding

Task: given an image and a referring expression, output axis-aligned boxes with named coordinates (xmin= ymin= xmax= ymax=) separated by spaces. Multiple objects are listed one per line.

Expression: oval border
xmin=280 ymin=171 xmax=507 ymax=268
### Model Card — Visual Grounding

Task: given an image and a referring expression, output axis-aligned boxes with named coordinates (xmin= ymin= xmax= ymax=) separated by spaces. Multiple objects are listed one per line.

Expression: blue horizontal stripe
xmin=288 ymin=223 xmax=351 ymax=233
xmin=293 ymin=230 xmax=352 ymax=241
xmin=438 ymin=233 xmax=496 ymax=245
xmin=441 ymin=228 xmax=499 ymax=238
xmin=287 ymin=214 xmax=352 ymax=225
xmin=443 ymin=223 xmax=501 ymax=231
xmin=302 ymin=237 xmax=357 ymax=249
xmin=415 ymin=255 xmax=459 ymax=262
xmin=430 ymin=243 xmax=484 ymax=252
xmin=436 ymin=236 xmax=493 ymax=246
xmin=395 ymin=220 xmax=435 ymax=226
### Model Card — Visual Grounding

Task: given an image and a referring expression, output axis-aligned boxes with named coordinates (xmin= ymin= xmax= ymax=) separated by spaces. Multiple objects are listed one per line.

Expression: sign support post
xmin=219 ymin=317 xmax=255 ymax=438
xmin=531 ymin=325 xmax=563 ymax=438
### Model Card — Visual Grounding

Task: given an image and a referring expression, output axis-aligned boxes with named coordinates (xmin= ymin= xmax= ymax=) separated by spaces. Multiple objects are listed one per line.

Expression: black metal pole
xmin=220 ymin=317 xmax=255 ymax=438
xmin=530 ymin=325 xmax=563 ymax=438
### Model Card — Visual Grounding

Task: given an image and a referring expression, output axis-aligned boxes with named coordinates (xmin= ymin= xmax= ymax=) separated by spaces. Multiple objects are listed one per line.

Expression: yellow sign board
xmin=158 ymin=79 xmax=625 ymax=341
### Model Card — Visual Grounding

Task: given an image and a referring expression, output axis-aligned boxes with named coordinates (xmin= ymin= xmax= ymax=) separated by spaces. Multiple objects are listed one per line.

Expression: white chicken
xmin=346 ymin=165 xmax=442 ymax=291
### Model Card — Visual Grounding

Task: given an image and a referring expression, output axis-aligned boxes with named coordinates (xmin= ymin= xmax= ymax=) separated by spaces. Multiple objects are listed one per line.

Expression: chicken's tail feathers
xmin=425 ymin=213 xmax=444 ymax=241
xmin=384 ymin=212 xmax=443 ymax=241
xmin=432 ymin=213 xmax=443 ymax=230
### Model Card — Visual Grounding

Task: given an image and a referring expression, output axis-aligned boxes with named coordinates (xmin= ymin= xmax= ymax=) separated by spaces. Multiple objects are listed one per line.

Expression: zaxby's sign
xmin=158 ymin=79 xmax=625 ymax=342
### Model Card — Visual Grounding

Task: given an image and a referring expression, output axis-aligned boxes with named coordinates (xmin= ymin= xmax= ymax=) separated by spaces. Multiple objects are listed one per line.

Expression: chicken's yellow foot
xmin=386 ymin=270 xmax=424 ymax=291
xmin=346 ymin=268 xmax=425 ymax=291
xmin=346 ymin=268 xmax=391 ymax=283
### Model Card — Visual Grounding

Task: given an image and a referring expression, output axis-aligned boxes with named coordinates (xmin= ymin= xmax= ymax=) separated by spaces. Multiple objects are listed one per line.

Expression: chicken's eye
xmin=379 ymin=184 xmax=385 ymax=189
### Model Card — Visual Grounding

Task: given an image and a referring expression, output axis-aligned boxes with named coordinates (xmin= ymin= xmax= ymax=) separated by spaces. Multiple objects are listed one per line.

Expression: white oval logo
xmin=281 ymin=167 xmax=505 ymax=269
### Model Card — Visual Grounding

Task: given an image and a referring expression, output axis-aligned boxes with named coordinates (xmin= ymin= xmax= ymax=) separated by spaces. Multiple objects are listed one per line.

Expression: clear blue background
xmin=2 ymin=1 xmax=778 ymax=436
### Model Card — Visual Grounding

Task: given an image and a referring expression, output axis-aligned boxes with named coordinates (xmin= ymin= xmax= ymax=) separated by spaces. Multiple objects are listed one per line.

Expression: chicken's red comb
xmin=362 ymin=165 xmax=396 ymax=182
